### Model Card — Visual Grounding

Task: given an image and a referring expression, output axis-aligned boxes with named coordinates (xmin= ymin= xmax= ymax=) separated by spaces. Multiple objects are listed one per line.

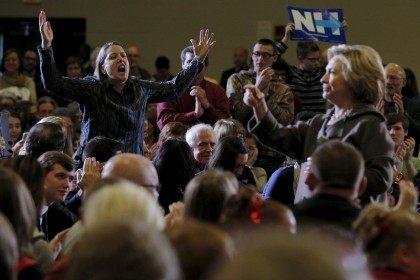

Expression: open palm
xmin=190 ymin=29 xmax=215 ymax=62
xmin=39 ymin=11 xmax=54 ymax=48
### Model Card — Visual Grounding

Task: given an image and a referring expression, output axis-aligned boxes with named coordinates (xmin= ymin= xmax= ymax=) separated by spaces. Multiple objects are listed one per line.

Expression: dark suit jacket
xmin=292 ymin=193 xmax=360 ymax=231
xmin=40 ymin=201 xmax=78 ymax=241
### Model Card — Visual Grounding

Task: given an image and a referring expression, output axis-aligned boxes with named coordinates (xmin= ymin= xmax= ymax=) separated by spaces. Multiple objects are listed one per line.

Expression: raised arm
xmin=146 ymin=29 xmax=215 ymax=103
xmin=38 ymin=11 xmax=98 ymax=104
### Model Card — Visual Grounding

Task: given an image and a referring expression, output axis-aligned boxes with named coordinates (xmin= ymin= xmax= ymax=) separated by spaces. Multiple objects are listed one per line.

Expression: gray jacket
xmin=249 ymin=103 xmax=394 ymax=196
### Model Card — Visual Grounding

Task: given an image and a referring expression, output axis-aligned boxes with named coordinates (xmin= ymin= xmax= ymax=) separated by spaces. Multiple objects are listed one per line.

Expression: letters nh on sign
xmin=287 ymin=6 xmax=346 ymax=44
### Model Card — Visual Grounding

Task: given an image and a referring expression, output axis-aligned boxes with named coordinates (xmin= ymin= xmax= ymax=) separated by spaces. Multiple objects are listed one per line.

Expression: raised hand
xmin=39 ymin=11 xmax=54 ymax=49
xmin=255 ymin=67 xmax=274 ymax=93
xmin=194 ymin=96 xmax=204 ymax=118
xmin=393 ymin=93 xmax=404 ymax=113
xmin=190 ymin=29 xmax=216 ymax=63
xmin=281 ymin=22 xmax=295 ymax=44
xmin=77 ymin=157 xmax=101 ymax=191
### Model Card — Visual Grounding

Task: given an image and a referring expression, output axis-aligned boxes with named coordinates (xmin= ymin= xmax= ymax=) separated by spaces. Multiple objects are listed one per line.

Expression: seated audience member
xmin=126 ymin=45 xmax=152 ymax=80
xmin=354 ymin=193 xmax=420 ymax=280
xmin=24 ymin=122 xmax=65 ymax=158
xmin=38 ymin=115 xmax=74 ymax=157
xmin=183 ymin=169 xmax=238 ymax=224
xmin=22 ymin=49 xmax=43 ymax=96
xmin=67 ymin=223 xmax=179 ymax=280
xmin=219 ymin=46 xmax=249 ymax=90
xmin=0 ymin=156 xmax=55 ymax=272
xmin=213 ymin=230 xmax=347 ymax=280
xmin=83 ymin=180 xmax=165 ymax=231
xmin=158 ymin=121 xmax=189 ymax=143
xmin=223 ymin=187 xmax=296 ymax=233
xmin=402 ymin=68 xmax=419 ymax=99
xmin=0 ymin=93 xmax=17 ymax=109
xmin=213 ymin=118 xmax=245 ymax=143
xmin=185 ymin=123 xmax=216 ymax=173
xmin=277 ymin=24 xmax=326 ymax=114
xmin=0 ymin=48 xmax=37 ymax=103
xmin=386 ymin=113 xmax=420 ymax=181
xmin=378 ymin=63 xmax=420 ymax=156
xmin=38 ymin=151 xmax=77 ymax=241
xmin=14 ymin=100 xmax=38 ymax=132
xmin=207 ymin=136 xmax=257 ymax=188
xmin=101 ymin=153 xmax=160 ymax=198
xmin=0 ymin=212 xmax=18 ymax=280
xmin=7 ymin=110 xmax=22 ymax=145
xmin=153 ymin=56 xmax=174 ymax=82
xmin=64 ymin=56 xmax=83 ymax=78
xmin=262 ymin=164 xmax=297 ymax=205
xmin=36 ymin=96 xmax=57 ymax=119
xmin=244 ymin=132 xmax=267 ymax=192
xmin=0 ymin=168 xmax=42 ymax=279
xmin=143 ymin=118 xmax=160 ymax=160
xmin=166 ymin=220 xmax=233 ymax=280
xmin=292 ymin=140 xmax=364 ymax=232
xmin=157 ymin=46 xmax=230 ymax=129
xmin=153 ymin=139 xmax=195 ymax=213
xmin=82 ymin=136 xmax=122 ymax=164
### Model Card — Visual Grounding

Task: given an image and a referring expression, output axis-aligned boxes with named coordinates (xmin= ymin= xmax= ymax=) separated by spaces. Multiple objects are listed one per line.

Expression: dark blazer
xmin=40 ymin=201 xmax=78 ymax=241
xmin=292 ymin=193 xmax=360 ymax=231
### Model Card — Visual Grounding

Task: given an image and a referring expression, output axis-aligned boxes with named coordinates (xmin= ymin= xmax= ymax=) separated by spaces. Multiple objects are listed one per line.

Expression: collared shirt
xmin=39 ymin=47 xmax=203 ymax=166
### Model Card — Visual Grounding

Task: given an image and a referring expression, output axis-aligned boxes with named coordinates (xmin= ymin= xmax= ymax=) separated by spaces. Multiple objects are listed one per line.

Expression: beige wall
xmin=1 ymin=0 xmax=419 ymax=87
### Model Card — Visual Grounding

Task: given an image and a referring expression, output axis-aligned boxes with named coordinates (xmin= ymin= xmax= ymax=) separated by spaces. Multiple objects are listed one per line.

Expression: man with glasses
xmin=227 ymin=38 xmax=294 ymax=176
xmin=378 ymin=63 xmax=420 ymax=155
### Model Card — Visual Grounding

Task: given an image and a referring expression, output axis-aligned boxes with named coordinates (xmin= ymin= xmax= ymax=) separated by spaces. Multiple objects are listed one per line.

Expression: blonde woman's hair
xmin=353 ymin=204 xmax=420 ymax=269
xmin=327 ymin=44 xmax=386 ymax=105
xmin=83 ymin=180 xmax=165 ymax=231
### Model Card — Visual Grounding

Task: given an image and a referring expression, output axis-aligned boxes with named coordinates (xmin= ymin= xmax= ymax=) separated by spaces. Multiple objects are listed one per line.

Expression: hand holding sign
xmin=287 ymin=6 xmax=346 ymax=44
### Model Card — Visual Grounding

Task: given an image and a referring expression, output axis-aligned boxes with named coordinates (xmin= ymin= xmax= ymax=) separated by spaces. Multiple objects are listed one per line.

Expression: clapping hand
xmin=255 ymin=67 xmax=274 ymax=93
xmin=39 ymin=11 xmax=53 ymax=49
xmin=190 ymin=29 xmax=216 ymax=63
xmin=76 ymin=157 xmax=101 ymax=191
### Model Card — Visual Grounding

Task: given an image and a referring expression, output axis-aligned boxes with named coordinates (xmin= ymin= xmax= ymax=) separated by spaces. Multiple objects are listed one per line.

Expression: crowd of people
xmin=0 ymin=11 xmax=419 ymax=280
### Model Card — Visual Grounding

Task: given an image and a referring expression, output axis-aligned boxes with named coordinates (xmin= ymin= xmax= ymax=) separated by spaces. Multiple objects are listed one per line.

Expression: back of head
xmin=153 ymin=138 xmax=194 ymax=188
xmin=82 ymin=136 xmax=122 ymax=162
xmin=166 ymin=220 xmax=232 ymax=280
xmin=155 ymin=56 xmax=170 ymax=69
xmin=0 ymin=213 xmax=18 ymax=280
xmin=184 ymin=169 xmax=238 ymax=223
xmin=311 ymin=140 xmax=364 ymax=191
xmin=213 ymin=119 xmax=245 ymax=143
xmin=207 ymin=135 xmax=248 ymax=172
xmin=0 ymin=156 xmax=45 ymax=217
xmin=327 ymin=44 xmax=385 ymax=105
xmin=101 ymin=153 xmax=159 ymax=193
xmin=353 ymin=204 xmax=420 ymax=270
xmin=214 ymin=230 xmax=346 ymax=280
xmin=0 ymin=167 xmax=36 ymax=258
xmin=159 ymin=122 xmax=189 ymax=143
xmin=25 ymin=122 xmax=65 ymax=158
xmin=224 ymin=187 xmax=296 ymax=232
xmin=68 ymin=223 xmax=180 ymax=280
xmin=83 ymin=180 xmax=165 ymax=231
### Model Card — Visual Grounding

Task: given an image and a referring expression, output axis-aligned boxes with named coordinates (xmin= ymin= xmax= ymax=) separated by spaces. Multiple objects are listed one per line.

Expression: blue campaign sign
xmin=287 ymin=6 xmax=346 ymax=44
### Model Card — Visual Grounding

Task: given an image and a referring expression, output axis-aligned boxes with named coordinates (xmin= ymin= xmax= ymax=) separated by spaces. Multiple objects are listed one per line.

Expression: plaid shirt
xmin=39 ymin=47 xmax=203 ymax=164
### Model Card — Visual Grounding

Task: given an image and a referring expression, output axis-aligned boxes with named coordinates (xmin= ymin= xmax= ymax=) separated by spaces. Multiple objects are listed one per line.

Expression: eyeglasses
xmin=252 ymin=51 xmax=276 ymax=58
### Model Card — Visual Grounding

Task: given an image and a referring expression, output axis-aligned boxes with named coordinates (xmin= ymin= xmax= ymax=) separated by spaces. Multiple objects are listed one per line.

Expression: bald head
xmin=101 ymin=153 xmax=159 ymax=197
xmin=126 ymin=46 xmax=140 ymax=65
xmin=385 ymin=63 xmax=407 ymax=97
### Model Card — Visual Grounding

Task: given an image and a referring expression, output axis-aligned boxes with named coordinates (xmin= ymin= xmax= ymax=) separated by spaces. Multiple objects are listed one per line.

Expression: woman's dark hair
xmin=184 ymin=169 xmax=238 ymax=224
xmin=14 ymin=101 xmax=37 ymax=132
xmin=0 ymin=156 xmax=45 ymax=218
xmin=93 ymin=41 xmax=141 ymax=108
xmin=0 ymin=167 xmax=36 ymax=258
xmin=0 ymin=48 xmax=23 ymax=73
xmin=402 ymin=68 xmax=419 ymax=98
xmin=207 ymin=136 xmax=248 ymax=172
xmin=153 ymin=139 xmax=195 ymax=213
